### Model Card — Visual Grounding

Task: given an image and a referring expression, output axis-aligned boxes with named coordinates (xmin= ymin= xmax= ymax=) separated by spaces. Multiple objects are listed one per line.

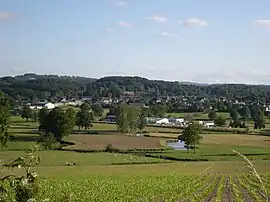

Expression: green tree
xmin=0 ymin=93 xmax=10 ymax=147
xmin=253 ymin=108 xmax=265 ymax=129
xmin=37 ymin=132 xmax=59 ymax=150
xmin=66 ymin=107 xmax=76 ymax=129
xmin=214 ymin=116 xmax=226 ymax=127
xmin=208 ymin=111 xmax=217 ymax=120
xmin=21 ymin=106 xmax=33 ymax=121
xmin=181 ymin=123 xmax=202 ymax=153
xmin=39 ymin=108 xmax=74 ymax=141
xmin=92 ymin=103 xmax=104 ymax=117
xmin=116 ymin=105 xmax=129 ymax=133
xmin=138 ymin=110 xmax=147 ymax=133
xmin=230 ymin=109 xmax=240 ymax=120
xmin=239 ymin=106 xmax=251 ymax=126
xmin=31 ymin=110 xmax=38 ymax=122
xmin=38 ymin=108 xmax=49 ymax=125
xmin=126 ymin=107 xmax=140 ymax=134
xmin=80 ymin=101 xmax=91 ymax=112
xmin=75 ymin=110 xmax=94 ymax=131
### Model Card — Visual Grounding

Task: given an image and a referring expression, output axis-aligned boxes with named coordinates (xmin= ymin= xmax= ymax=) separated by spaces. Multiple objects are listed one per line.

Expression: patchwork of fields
xmin=1 ymin=116 xmax=270 ymax=201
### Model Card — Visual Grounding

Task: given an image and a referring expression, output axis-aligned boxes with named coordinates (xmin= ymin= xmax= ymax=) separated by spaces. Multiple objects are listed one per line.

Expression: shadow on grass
xmin=9 ymin=135 xmax=40 ymax=142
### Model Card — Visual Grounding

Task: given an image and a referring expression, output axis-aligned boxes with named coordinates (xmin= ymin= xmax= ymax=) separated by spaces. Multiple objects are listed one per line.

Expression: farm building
xmin=30 ymin=102 xmax=55 ymax=110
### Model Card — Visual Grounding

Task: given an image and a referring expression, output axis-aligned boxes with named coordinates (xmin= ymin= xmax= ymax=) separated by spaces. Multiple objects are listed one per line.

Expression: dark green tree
xmin=39 ymin=108 xmax=74 ymax=141
xmin=38 ymin=108 xmax=49 ymax=125
xmin=126 ymin=107 xmax=140 ymax=134
xmin=208 ymin=111 xmax=217 ymax=120
xmin=21 ymin=106 xmax=33 ymax=121
xmin=75 ymin=110 xmax=94 ymax=131
xmin=31 ymin=110 xmax=38 ymax=122
xmin=181 ymin=123 xmax=202 ymax=153
xmin=214 ymin=116 xmax=226 ymax=127
xmin=80 ymin=101 xmax=91 ymax=112
xmin=92 ymin=103 xmax=104 ymax=117
xmin=137 ymin=109 xmax=147 ymax=133
xmin=239 ymin=106 xmax=251 ymax=126
xmin=116 ymin=105 xmax=129 ymax=133
xmin=0 ymin=92 xmax=10 ymax=147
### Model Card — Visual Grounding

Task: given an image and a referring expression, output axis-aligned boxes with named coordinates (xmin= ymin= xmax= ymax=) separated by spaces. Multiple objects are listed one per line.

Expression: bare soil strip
xmin=233 ymin=175 xmax=254 ymax=202
xmin=221 ymin=175 xmax=234 ymax=202
xmin=201 ymin=175 xmax=222 ymax=202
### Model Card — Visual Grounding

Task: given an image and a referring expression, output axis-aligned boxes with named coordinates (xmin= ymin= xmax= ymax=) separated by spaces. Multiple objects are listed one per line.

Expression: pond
xmin=167 ymin=140 xmax=187 ymax=150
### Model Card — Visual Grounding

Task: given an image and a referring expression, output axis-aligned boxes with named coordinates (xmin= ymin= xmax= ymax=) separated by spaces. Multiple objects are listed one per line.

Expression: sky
xmin=0 ymin=0 xmax=270 ymax=84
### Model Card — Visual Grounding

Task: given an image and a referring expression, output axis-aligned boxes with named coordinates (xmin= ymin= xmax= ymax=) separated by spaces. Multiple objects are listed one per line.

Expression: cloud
xmin=115 ymin=0 xmax=127 ymax=7
xmin=106 ymin=28 xmax=114 ymax=32
xmin=255 ymin=20 xmax=270 ymax=28
xmin=158 ymin=32 xmax=175 ymax=37
xmin=118 ymin=21 xmax=132 ymax=28
xmin=180 ymin=18 xmax=208 ymax=27
xmin=147 ymin=15 xmax=168 ymax=23
xmin=0 ymin=12 xmax=13 ymax=20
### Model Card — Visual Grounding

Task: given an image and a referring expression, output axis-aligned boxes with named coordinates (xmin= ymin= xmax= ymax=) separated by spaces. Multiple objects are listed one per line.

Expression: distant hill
xmin=1 ymin=73 xmax=270 ymax=105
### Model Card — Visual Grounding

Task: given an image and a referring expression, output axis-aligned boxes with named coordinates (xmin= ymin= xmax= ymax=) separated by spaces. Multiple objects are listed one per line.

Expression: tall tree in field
xmin=92 ymin=103 xmax=104 ymax=117
xmin=31 ymin=110 xmax=38 ymax=122
xmin=138 ymin=109 xmax=147 ymax=133
xmin=39 ymin=108 xmax=74 ymax=141
xmin=66 ymin=108 xmax=76 ymax=130
xmin=229 ymin=109 xmax=240 ymax=128
xmin=116 ymin=105 xmax=128 ymax=133
xmin=126 ymin=107 xmax=140 ymax=134
xmin=238 ymin=106 xmax=250 ymax=127
xmin=76 ymin=110 xmax=94 ymax=131
xmin=208 ymin=111 xmax=217 ymax=120
xmin=181 ymin=123 xmax=202 ymax=153
xmin=0 ymin=92 xmax=10 ymax=147
xmin=38 ymin=108 xmax=49 ymax=125
xmin=80 ymin=101 xmax=91 ymax=112
xmin=252 ymin=107 xmax=265 ymax=129
xmin=214 ymin=116 xmax=226 ymax=127
xmin=21 ymin=106 xmax=33 ymax=121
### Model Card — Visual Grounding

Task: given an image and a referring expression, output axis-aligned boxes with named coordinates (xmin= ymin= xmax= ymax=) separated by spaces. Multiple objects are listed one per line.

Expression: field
xmin=1 ymin=116 xmax=270 ymax=201
xmin=66 ymin=134 xmax=162 ymax=150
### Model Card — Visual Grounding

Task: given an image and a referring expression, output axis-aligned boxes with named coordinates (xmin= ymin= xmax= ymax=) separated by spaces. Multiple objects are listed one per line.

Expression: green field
xmin=1 ymin=116 xmax=270 ymax=201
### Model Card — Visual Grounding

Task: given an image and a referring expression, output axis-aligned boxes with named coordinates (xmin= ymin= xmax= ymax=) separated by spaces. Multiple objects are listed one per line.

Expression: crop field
xmin=65 ymin=134 xmax=162 ymax=150
xmin=34 ymin=173 xmax=270 ymax=201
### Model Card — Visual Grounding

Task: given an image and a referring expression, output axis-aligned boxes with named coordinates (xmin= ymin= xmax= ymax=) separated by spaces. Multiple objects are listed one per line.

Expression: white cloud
xmin=180 ymin=18 xmax=208 ymax=27
xmin=118 ymin=21 xmax=132 ymax=28
xmin=159 ymin=32 xmax=175 ymax=37
xmin=147 ymin=15 xmax=168 ymax=23
xmin=115 ymin=0 xmax=127 ymax=7
xmin=0 ymin=12 xmax=13 ymax=20
xmin=255 ymin=20 xmax=270 ymax=28
xmin=106 ymin=28 xmax=114 ymax=32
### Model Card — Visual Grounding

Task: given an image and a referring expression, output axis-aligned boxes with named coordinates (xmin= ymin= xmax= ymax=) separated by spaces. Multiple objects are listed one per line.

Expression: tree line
xmin=1 ymin=74 xmax=270 ymax=106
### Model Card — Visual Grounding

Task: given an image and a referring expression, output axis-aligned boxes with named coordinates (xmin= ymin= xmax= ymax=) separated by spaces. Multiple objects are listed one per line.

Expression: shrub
xmin=0 ymin=145 xmax=42 ymax=201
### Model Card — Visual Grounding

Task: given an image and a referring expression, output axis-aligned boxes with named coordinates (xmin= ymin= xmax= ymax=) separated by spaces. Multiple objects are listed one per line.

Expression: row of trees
xmin=208 ymin=104 xmax=266 ymax=129
xmin=116 ymin=105 xmax=147 ymax=134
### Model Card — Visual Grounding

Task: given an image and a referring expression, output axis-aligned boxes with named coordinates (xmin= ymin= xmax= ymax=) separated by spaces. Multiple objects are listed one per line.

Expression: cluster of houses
xmin=103 ymin=115 xmax=215 ymax=128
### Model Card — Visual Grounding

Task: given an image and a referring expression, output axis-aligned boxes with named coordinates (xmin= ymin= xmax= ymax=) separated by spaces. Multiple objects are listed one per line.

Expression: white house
xmin=156 ymin=118 xmax=169 ymax=125
xmin=44 ymin=102 xmax=55 ymax=109
xmin=30 ymin=102 xmax=55 ymax=110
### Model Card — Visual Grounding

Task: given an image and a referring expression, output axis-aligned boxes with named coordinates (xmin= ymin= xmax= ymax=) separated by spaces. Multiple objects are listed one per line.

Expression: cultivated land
xmin=1 ymin=116 xmax=270 ymax=201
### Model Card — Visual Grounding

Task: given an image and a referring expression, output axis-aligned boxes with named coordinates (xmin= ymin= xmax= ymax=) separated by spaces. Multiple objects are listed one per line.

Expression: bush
xmin=0 ymin=145 xmax=42 ymax=201
xmin=37 ymin=133 xmax=60 ymax=150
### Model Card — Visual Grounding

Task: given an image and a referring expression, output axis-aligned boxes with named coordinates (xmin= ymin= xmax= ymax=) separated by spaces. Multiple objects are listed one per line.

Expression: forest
xmin=1 ymin=73 xmax=270 ymax=105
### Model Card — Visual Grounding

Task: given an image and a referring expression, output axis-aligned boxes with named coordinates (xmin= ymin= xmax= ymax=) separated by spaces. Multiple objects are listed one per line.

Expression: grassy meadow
xmin=1 ymin=115 xmax=270 ymax=201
